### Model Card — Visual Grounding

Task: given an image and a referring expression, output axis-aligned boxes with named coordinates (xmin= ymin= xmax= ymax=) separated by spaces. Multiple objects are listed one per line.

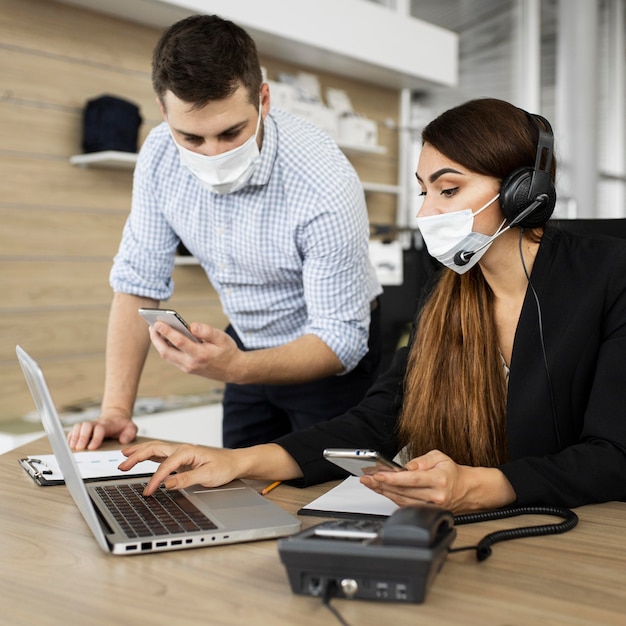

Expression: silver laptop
xmin=16 ymin=345 xmax=300 ymax=555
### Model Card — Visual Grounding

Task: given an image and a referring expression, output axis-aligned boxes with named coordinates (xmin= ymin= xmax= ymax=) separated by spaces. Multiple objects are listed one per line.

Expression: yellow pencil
xmin=261 ymin=480 xmax=282 ymax=496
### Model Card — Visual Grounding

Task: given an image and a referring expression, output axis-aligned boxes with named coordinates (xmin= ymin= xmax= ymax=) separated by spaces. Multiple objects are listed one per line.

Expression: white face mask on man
xmin=172 ymin=102 xmax=263 ymax=195
xmin=415 ymin=193 xmax=504 ymax=274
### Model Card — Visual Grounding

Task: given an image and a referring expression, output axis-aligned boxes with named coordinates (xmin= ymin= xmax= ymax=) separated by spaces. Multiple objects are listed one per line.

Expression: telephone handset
xmin=311 ymin=505 xmax=454 ymax=549
xmin=380 ymin=505 xmax=454 ymax=548
xmin=278 ymin=504 xmax=456 ymax=604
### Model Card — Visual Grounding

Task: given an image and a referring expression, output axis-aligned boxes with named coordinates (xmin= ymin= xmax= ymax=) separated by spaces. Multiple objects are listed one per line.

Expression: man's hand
xmin=149 ymin=321 xmax=343 ymax=386
xmin=67 ymin=411 xmax=138 ymax=451
xmin=148 ymin=321 xmax=245 ymax=383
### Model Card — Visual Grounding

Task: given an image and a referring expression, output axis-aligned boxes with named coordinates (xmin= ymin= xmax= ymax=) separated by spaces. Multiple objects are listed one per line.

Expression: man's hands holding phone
xmin=142 ymin=310 xmax=246 ymax=384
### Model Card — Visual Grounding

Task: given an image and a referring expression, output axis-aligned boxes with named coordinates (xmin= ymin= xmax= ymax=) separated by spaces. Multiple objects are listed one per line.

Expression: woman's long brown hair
xmin=397 ymin=98 xmax=556 ymax=467
xmin=398 ymin=269 xmax=508 ymax=465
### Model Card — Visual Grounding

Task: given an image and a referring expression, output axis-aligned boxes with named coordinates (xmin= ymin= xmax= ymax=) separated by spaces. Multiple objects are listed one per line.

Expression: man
xmin=69 ymin=14 xmax=381 ymax=450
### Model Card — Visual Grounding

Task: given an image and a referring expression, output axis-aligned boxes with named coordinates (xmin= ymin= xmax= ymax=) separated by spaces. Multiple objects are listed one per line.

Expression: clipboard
xmin=18 ymin=450 xmax=159 ymax=486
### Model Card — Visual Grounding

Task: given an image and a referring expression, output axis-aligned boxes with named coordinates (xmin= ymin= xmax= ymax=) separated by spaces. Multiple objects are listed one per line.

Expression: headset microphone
xmin=453 ymin=193 xmax=550 ymax=267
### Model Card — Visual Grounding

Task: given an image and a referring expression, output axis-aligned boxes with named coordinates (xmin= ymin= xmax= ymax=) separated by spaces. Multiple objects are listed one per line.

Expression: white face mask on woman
xmin=173 ymin=103 xmax=263 ymax=195
xmin=415 ymin=193 xmax=504 ymax=274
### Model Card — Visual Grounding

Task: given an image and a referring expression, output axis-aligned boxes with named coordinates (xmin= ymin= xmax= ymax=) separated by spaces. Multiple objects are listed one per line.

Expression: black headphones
xmin=499 ymin=112 xmax=557 ymax=229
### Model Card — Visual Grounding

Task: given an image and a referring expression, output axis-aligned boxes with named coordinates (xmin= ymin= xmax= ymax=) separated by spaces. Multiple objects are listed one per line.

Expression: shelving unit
xmin=69 ymin=140 xmax=386 ymax=171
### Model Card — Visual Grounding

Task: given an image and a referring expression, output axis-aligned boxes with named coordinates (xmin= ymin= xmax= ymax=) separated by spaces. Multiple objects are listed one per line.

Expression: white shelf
xmin=362 ymin=182 xmax=401 ymax=195
xmin=338 ymin=142 xmax=387 ymax=155
xmin=69 ymin=150 xmax=138 ymax=170
xmin=174 ymin=255 xmax=200 ymax=266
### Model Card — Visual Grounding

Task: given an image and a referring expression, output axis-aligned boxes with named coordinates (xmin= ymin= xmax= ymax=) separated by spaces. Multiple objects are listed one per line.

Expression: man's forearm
xmin=101 ymin=293 xmax=158 ymax=417
xmin=234 ymin=334 xmax=344 ymax=385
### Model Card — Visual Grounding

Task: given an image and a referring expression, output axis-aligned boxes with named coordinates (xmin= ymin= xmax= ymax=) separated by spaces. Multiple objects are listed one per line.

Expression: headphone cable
xmin=518 ymin=228 xmax=562 ymax=448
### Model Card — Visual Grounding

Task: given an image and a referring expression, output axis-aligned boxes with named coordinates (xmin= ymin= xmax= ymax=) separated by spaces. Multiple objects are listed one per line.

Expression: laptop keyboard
xmin=95 ymin=483 xmax=218 ymax=539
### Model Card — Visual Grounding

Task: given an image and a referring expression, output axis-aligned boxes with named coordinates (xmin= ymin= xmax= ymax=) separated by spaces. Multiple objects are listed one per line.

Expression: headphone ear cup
xmin=500 ymin=168 xmax=556 ymax=228
xmin=500 ymin=168 xmax=532 ymax=222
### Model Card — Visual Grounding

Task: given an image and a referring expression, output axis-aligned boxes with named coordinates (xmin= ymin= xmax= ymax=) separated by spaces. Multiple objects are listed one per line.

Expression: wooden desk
xmin=1 ymin=437 xmax=624 ymax=626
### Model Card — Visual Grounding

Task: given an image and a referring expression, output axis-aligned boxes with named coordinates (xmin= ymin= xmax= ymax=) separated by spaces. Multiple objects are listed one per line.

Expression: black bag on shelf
xmin=81 ymin=94 xmax=142 ymax=153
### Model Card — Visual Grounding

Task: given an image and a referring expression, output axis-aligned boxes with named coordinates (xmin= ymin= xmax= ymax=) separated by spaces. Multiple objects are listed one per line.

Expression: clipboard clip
xmin=19 ymin=457 xmax=53 ymax=480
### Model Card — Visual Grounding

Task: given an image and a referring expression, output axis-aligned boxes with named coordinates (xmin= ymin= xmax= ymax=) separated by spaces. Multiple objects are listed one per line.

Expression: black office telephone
xmin=278 ymin=503 xmax=578 ymax=606
xmin=278 ymin=504 xmax=456 ymax=604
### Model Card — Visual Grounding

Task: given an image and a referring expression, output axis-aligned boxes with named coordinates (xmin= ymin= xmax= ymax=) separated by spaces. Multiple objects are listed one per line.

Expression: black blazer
xmin=276 ymin=226 xmax=626 ymax=508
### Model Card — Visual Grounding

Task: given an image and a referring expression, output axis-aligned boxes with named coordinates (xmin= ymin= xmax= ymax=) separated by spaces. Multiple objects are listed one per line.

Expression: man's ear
xmin=260 ymin=82 xmax=270 ymax=119
xmin=156 ymin=96 xmax=167 ymax=121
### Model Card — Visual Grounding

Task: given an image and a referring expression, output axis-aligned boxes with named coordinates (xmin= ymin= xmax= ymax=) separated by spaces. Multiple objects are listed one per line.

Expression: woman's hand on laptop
xmin=119 ymin=441 xmax=304 ymax=496
xmin=119 ymin=441 xmax=239 ymax=496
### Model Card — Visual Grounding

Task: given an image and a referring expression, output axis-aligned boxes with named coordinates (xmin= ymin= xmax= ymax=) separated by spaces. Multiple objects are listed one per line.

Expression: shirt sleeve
xmin=109 ymin=134 xmax=180 ymax=300
xmin=297 ymin=173 xmax=381 ymax=372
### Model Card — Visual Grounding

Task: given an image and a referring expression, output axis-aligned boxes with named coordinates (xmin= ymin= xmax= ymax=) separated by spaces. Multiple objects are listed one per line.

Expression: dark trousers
xmin=222 ymin=300 xmax=381 ymax=448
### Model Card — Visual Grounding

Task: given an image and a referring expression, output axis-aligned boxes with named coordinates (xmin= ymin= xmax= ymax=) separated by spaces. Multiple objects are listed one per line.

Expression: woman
xmin=120 ymin=98 xmax=626 ymax=513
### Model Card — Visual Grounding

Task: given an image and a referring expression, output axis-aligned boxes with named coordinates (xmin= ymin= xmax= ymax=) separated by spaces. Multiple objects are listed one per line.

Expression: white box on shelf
xmin=338 ymin=116 xmax=378 ymax=148
xmin=289 ymin=101 xmax=339 ymax=139
xmin=266 ymin=80 xmax=298 ymax=111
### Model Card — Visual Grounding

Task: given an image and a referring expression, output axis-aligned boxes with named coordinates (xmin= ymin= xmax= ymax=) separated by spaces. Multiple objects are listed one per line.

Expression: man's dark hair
xmin=152 ymin=14 xmax=263 ymax=110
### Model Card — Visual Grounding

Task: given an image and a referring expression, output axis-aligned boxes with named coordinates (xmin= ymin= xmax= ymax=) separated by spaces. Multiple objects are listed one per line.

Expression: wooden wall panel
xmin=0 ymin=100 xmax=157 ymax=159
xmin=0 ymin=0 xmax=156 ymax=72
xmin=1 ymin=262 xmax=218 ymax=310
xmin=0 ymin=0 xmax=400 ymax=424
xmin=1 ymin=102 xmax=78 ymax=156
xmin=0 ymin=47 xmax=157 ymax=117
xmin=2 ymin=354 xmax=223 ymax=421
xmin=1 ymin=310 xmax=110 ymax=362
xmin=0 ymin=156 xmax=134 ymax=209
xmin=2 ymin=261 xmax=113 ymax=309
xmin=1 ymin=300 xmax=226 ymax=362
xmin=0 ymin=208 xmax=127 ymax=257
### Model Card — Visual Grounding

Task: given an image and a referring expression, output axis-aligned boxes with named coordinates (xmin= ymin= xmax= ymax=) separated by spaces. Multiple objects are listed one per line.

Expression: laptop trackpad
xmin=187 ymin=483 xmax=259 ymax=509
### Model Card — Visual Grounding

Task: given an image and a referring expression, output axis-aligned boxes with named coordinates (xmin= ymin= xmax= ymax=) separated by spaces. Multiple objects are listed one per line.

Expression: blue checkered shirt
xmin=110 ymin=108 xmax=381 ymax=372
